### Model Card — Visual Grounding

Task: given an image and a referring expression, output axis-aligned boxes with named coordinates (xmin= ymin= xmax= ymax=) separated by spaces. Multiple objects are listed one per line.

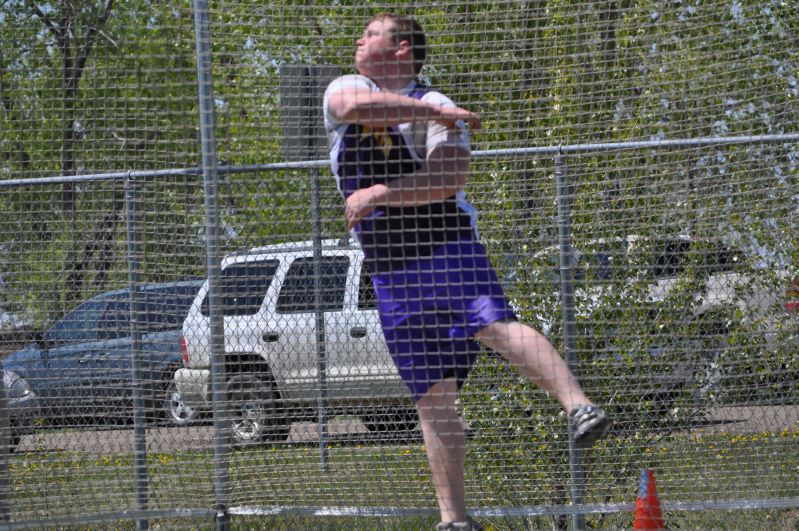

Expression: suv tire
xmin=227 ymin=374 xmax=289 ymax=446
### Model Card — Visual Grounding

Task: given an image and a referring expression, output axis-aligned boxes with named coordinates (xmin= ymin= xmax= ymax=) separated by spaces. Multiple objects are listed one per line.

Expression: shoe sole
xmin=574 ymin=416 xmax=611 ymax=449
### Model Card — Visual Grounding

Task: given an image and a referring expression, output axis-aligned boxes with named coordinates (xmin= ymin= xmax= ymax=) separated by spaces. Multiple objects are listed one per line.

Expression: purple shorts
xmin=371 ymin=240 xmax=517 ymax=401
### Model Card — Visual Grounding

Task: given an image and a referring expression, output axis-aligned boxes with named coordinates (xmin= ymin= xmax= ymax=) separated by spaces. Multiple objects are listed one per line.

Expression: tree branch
xmin=28 ymin=1 xmax=63 ymax=41
xmin=0 ymin=46 xmax=33 ymax=171
xmin=77 ymin=0 xmax=114 ymax=74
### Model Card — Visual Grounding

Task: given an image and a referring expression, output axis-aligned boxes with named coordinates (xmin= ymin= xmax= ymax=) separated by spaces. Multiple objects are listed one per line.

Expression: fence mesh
xmin=0 ymin=0 xmax=797 ymax=529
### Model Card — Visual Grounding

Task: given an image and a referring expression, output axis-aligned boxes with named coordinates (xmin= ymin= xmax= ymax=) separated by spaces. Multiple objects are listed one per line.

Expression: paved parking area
xmin=691 ymin=405 xmax=799 ymax=435
xmin=15 ymin=419 xmax=411 ymax=453
xmin=13 ymin=405 xmax=798 ymax=454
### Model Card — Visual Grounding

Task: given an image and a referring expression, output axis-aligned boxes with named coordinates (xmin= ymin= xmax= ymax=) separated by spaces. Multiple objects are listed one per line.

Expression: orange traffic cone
xmin=633 ymin=469 xmax=665 ymax=530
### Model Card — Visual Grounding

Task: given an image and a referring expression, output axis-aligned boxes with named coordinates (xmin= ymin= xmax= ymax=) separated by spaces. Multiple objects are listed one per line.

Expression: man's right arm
xmin=328 ymin=88 xmax=474 ymax=129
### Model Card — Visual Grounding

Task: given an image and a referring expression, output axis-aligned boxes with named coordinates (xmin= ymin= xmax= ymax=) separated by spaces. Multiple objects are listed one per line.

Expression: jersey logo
xmin=360 ymin=125 xmax=393 ymax=157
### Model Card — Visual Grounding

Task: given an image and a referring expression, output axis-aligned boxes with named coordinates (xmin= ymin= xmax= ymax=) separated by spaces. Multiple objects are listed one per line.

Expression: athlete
xmin=323 ymin=13 xmax=610 ymax=530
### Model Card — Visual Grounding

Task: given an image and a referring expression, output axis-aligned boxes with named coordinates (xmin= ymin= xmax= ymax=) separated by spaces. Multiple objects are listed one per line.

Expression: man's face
xmin=355 ymin=18 xmax=400 ymax=77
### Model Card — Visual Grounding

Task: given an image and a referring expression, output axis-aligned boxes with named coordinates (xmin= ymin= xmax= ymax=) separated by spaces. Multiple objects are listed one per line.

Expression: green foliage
xmin=0 ymin=2 xmax=794 ymax=527
xmin=1 ymin=0 xmax=797 ymax=321
xmin=463 ymin=231 xmax=796 ymax=503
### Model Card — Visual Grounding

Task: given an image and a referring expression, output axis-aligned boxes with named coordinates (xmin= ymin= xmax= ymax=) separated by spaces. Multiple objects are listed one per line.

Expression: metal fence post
xmin=555 ymin=153 xmax=586 ymax=531
xmin=277 ymin=64 xmax=340 ymax=472
xmin=125 ymin=174 xmax=149 ymax=531
xmin=0 ymin=368 xmax=11 ymax=523
xmin=311 ymin=166 xmax=329 ymax=471
xmin=193 ymin=2 xmax=231 ymax=530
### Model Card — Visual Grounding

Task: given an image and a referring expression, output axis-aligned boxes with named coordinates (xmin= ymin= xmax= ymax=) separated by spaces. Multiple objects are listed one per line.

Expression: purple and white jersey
xmin=323 ymin=75 xmax=479 ymax=272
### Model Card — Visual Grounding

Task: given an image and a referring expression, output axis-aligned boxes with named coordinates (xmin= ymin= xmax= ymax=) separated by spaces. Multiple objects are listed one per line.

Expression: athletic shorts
xmin=371 ymin=239 xmax=517 ymax=401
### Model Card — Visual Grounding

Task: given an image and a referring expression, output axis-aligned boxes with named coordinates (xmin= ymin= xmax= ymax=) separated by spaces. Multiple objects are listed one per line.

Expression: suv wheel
xmin=227 ymin=374 xmax=289 ymax=447
xmin=163 ymin=380 xmax=198 ymax=427
xmin=646 ymin=331 xmax=726 ymax=415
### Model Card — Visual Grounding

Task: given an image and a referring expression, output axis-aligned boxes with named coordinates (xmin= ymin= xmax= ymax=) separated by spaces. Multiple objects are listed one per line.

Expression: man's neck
xmin=374 ymin=74 xmax=415 ymax=92
xmin=362 ymin=65 xmax=415 ymax=92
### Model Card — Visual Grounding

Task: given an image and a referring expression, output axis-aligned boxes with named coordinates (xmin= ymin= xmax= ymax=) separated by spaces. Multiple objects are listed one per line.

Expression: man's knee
xmin=417 ymin=378 xmax=459 ymax=417
xmin=475 ymin=319 xmax=516 ymax=349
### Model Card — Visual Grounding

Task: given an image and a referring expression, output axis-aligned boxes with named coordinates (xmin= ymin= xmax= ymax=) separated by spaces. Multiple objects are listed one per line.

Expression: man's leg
xmin=474 ymin=319 xmax=589 ymax=413
xmin=417 ymin=377 xmax=468 ymax=524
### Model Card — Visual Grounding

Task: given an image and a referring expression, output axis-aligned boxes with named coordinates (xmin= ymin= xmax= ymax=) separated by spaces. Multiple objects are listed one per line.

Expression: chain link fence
xmin=0 ymin=1 xmax=797 ymax=529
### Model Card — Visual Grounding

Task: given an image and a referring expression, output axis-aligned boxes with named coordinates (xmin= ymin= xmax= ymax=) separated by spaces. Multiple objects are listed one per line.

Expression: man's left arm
xmin=344 ymin=143 xmax=471 ymax=229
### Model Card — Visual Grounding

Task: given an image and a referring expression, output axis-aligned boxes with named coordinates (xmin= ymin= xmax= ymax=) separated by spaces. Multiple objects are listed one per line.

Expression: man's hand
xmin=436 ymin=106 xmax=481 ymax=131
xmin=345 ymin=184 xmax=389 ymax=229
xmin=345 ymin=143 xmax=471 ymax=228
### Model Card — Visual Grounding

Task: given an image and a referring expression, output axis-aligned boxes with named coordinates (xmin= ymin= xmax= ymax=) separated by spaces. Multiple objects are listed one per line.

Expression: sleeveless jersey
xmin=333 ymin=85 xmax=476 ymax=272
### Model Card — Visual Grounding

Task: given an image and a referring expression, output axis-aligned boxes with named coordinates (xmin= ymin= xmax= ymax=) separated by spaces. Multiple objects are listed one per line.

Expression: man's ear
xmin=396 ymin=39 xmax=413 ymax=59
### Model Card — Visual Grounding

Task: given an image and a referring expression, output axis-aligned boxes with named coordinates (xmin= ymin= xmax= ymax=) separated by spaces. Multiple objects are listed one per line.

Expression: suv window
xmin=276 ymin=256 xmax=350 ymax=314
xmin=704 ymin=243 xmax=742 ymax=273
xmin=651 ymin=240 xmax=691 ymax=279
xmin=648 ymin=239 xmax=741 ymax=278
xmin=202 ymin=260 xmax=280 ymax=317
xmin=580 ymin=251 xmax=615 ymax=283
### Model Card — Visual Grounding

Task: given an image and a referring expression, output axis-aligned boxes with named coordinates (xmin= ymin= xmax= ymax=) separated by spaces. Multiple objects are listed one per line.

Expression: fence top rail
xmin=1 ymin=133 xmax=798 ymax=188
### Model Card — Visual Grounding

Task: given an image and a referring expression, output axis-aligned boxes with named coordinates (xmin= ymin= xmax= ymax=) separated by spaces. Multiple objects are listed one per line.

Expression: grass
xmin=4 ymin=428 xmax=798 ymax=529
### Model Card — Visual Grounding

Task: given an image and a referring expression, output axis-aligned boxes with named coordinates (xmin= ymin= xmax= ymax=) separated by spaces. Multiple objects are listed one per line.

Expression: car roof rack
xmin=226 ymin=236 xmax=360 ymax=260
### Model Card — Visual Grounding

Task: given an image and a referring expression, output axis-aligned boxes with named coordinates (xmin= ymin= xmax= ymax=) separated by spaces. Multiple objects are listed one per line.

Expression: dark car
xmin=1 ymin=281 xmax=203 ymax=450
xmin=1 ymin=369 xmax=39 ymax=451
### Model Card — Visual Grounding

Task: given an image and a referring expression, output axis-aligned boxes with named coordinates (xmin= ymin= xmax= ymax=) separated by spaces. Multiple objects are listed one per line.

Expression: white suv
xmin=174 ymin=238 xmax=414 ymax=445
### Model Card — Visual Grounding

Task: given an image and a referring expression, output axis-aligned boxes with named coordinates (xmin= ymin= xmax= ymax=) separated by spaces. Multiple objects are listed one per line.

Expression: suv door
xmin=205 ymin=258 xmax=281 ymax=367
xmin=40 ymin=297 xmax=113 ymax=421
xmin=266 ymin=253 xmax=351 ymax=401
xmin=87 ymin=294 xmax=134 ymax=418
xmin=324 ymin=255 xmax=398 ymax=400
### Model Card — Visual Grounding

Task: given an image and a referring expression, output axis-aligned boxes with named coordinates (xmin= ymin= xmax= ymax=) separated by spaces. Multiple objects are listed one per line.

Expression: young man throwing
xmin=323 ymin=13 xmax=610 ymax=530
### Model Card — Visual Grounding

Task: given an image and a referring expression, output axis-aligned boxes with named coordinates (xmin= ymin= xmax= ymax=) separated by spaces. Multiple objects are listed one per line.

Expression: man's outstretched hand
xmin=436 ymin=106 xmax=481 ymax=131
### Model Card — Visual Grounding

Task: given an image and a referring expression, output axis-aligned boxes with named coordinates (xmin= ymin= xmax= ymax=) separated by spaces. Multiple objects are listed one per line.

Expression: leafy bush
xmin=464 ymin=233 xmax=794 ymax=482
